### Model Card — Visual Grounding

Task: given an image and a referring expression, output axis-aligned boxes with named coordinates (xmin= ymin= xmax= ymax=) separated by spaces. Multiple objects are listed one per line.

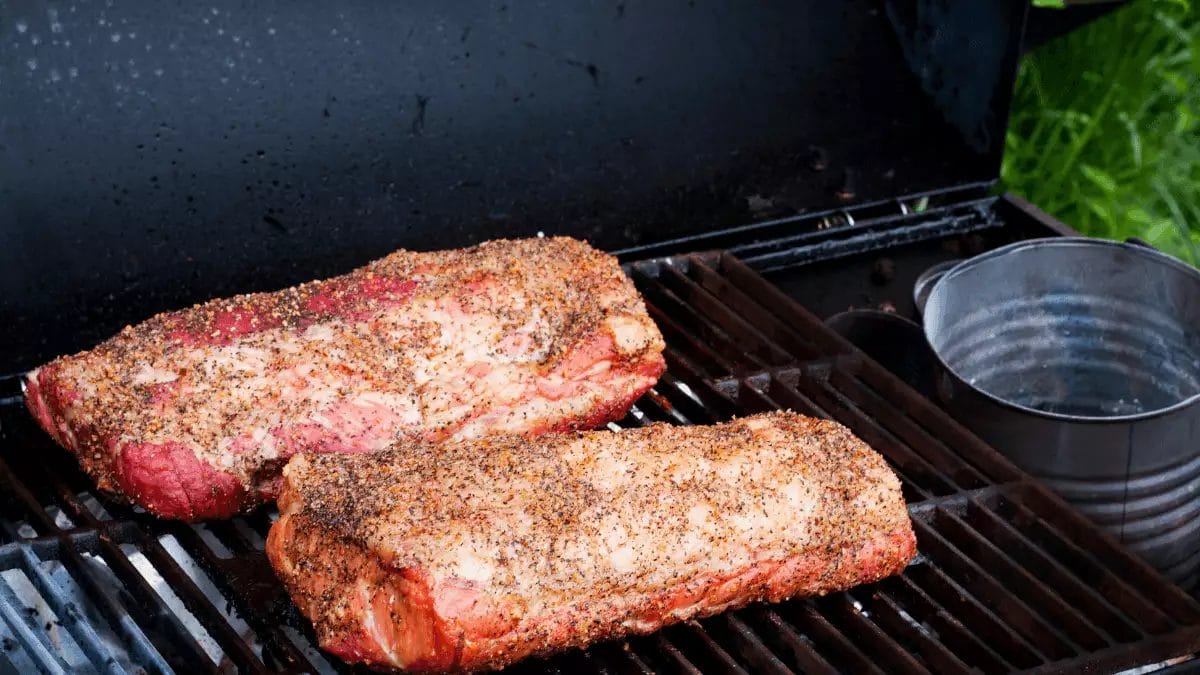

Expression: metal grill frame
xmin=0 ymin=208 xmax=1198 ymax=673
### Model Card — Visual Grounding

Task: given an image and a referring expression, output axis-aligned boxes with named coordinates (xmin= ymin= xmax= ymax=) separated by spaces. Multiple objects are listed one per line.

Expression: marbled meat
xmin=24 ymin=237 xmax=666 ymax=521
xmin=266 ymin=411 xmax=917 ymax=672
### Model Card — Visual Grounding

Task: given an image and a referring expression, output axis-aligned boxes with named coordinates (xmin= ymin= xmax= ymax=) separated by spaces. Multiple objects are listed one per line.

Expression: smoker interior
xmin=0 ymin=199 xmax=1198 ymax=674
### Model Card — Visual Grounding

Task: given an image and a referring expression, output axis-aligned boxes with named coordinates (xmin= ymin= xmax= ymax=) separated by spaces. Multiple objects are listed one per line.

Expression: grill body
xmin=3 ymin=1 xmax=1195 ymax=672
xmin=0 ymin=196 xmax=1198 ymax=673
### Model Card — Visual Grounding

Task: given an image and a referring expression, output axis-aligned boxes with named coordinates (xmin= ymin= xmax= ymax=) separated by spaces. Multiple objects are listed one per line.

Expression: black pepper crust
xmin=292 ymin=412 xmax=906 ymax=580
xmin=51 ymin=237 xmax=650 ymax=448
xmin=26 ymin=237 xmax=666 ymax=518
xmin=269 ymin=411 xmax=916 ymax=671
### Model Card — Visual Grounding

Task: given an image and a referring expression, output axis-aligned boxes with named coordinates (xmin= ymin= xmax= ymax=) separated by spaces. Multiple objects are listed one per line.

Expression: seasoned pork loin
xmin=266 ymin=412 xmax=917 ymax=672
xmin=24 ymin=237 xmax=665 ymax=520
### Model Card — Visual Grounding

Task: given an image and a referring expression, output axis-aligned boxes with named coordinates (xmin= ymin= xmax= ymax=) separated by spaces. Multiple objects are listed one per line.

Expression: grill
xmin=4 ymin=1 xmax=1196 ymax=672
xmin=1 ymin=197 xmax=1198 ymax=674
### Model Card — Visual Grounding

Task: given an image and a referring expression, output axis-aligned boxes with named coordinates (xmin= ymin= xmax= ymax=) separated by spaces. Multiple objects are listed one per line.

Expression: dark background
xmin=0 ymin=1 xmax=1025 ymax=373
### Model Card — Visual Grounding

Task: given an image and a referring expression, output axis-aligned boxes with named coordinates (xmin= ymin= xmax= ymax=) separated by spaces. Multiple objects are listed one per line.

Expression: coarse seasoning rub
xmin=24 ymin=237 xmax=665 ymax=520
xmin=267 ymin=411 xmax=917 ymax=672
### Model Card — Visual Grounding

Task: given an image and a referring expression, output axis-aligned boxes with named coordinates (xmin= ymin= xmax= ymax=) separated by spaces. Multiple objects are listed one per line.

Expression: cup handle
xmin=912 ymin=259 xmax=961 ymax=317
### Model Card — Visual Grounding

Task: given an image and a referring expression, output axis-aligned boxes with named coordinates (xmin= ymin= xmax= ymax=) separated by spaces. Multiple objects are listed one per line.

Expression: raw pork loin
xmin=25 ymin=237 xmax=665 ymax=520
xmin=267 ymin=412 xmax=917 ymax=672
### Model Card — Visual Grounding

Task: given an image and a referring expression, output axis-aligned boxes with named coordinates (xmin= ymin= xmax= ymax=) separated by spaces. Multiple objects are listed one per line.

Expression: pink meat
xmin=266 ymin=412 xmax=917 ymax=672
xmin=24 ymin=237 xmax=666 ymax=521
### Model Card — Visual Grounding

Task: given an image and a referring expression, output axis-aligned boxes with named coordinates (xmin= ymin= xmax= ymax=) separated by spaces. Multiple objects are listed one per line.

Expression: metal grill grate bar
xmin=880 ymin=572 xmax=1013 ymax=673
xmin=996 ymin=491 xmax=1190 ymax=630
xmin=656 ymin=353 xmax=740 ymax=422
xmin=781 ymin=602 xmax=885 ymax=675
xmin=741 ymin=607 xmax=838 ymax=675
xmin=813 ymin=593 xmax=930 ymax=675
xmin=961 ymin=498 xmax=1146 ymax=641
xmin=631 ymin=271 xmax=759 ymax=377
xmin=1003 ymin=488 xmax=1200 ymax=625
xmin=2 ymin=238 xmax=1199 ymax=673
xmin=596 ymin=642 xmax=656 ymax=675
xmin=931 ymin=506 xmax=1113 ymax=648
xmin=860 ymin=586 xmax=975 ymax=675
xmin=11 ymin=543 xmax=124 ymax=674
xmin=913 ymin=517 xmax=1079 ymax=659
xmin=732 ymin=378 xmax=795 ymax=418
xmin=647 ymin=633 xmax=703 ymax=675
xmin=47 ymin=534 xmax=175 ymax=673
xmin=673 ymin=621 xmax=749 ymax=675
xmin=683 ymin=258 xmax=828 ymax=362
xmin=0 ymin=458 xmax=61 ymax=536
xmin=826 ymin=370 xmax=990 ymax=490
xmin=89 ymin=535 xmax=219 ymax=672
xmin=1023 ymin=631 xmax=1200 ymax=675
xmin=707 ymin=255 xmax=852 ymax=356
xmin=907 ymin=552 xmax=1044 ymax=668
xmin=162 ymin=522 xmax=314 ymax=671
xmin=133 ymin=536 xmax=265 ymax=673
xmin=716 ymin=614 xmax=795 ymax=675
xmin=655 ymin=264 xmax=818 ymax=365
xmin=846 ymin=356 xmax=1027 ymax=484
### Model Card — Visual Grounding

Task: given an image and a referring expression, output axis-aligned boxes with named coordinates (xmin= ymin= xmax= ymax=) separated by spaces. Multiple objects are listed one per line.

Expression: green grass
xmin=1001 ymin=0 xmax=1200 ymax=264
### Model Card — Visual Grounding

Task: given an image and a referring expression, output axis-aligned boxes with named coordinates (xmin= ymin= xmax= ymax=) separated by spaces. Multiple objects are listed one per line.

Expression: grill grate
xmin=0 ymin=249 xmax=1198 ymax=673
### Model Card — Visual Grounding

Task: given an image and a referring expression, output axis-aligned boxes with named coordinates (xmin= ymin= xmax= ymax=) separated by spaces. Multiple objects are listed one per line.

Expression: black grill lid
xmin=0 ymin=0 xmax=1025 ymax=372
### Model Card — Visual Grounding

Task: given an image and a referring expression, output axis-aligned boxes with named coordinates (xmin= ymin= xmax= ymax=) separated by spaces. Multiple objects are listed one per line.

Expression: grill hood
xmin=0 ymin=0 xmax=1027 ymax=373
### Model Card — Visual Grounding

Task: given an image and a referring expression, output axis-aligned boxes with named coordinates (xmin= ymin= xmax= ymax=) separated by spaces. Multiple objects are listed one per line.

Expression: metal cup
xmin=917 ymin=238 xmax=1200 ymax=588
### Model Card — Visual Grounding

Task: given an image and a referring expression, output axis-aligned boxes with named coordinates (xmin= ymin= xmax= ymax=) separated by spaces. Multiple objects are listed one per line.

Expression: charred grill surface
xmin=0 ymin=241 xmax=1197 ymax=673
